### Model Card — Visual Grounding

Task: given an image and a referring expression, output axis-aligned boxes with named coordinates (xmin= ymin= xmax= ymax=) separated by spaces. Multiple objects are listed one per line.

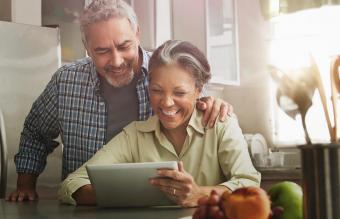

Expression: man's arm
xmin=196 ymin=96 xmax=233 ymax=127
xmin=7 ymin=74 xmax=61 ymax=202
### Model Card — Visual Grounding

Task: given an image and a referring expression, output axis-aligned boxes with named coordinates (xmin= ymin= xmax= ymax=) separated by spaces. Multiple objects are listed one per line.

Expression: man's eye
xmin=96 ymin=50 xmax=109 ymax=54
xmin=118 ymin=44 xmax=132 ymax=51
xmin=174 ymin=92 xmax=186 ymax=96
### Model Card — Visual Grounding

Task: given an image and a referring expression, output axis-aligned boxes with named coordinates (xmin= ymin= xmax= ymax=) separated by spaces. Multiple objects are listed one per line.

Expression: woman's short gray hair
xmin=149 ymin=40 xmax=211 ymax=91
xmin=80 ymin=0 xmax=138 ymax=46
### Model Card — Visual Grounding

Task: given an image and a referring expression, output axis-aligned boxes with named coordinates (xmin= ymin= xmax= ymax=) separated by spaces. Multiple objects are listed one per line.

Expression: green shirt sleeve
xmin=217 ymin=115 xmax=261 ymax=191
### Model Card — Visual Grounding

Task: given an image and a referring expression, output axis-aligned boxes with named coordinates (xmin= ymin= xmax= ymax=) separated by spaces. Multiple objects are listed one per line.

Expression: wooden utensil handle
xmin=331 ymin=56 xmax=340 ymax=142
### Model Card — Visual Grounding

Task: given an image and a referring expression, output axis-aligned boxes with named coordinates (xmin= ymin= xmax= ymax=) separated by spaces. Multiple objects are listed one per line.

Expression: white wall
xmin=133 ymin=0 xmax=156 ymax=50
xmin=155 ymin=0 xmax=171 ymax=47
xmin=11 ymin=0 xmax=41 ymax=26
xmin=172 ymin=0 xmax=207 ymax=54
xmin=220 ymin=0 xmax=274 ymax=146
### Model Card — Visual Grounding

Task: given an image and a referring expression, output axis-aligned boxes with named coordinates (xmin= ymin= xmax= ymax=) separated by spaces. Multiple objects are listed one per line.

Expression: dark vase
xmin=299 ymin=143 xmax=340 ymax=219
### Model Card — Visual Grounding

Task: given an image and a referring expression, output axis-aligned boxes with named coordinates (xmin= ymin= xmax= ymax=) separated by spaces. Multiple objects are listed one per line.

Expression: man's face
xmin=85 ymin=17 xmax=140 ymax=87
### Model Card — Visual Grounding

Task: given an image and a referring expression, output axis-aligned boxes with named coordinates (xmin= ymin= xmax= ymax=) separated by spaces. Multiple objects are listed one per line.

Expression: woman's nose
xmin=162 ymin=95 xmax=174 ymax=107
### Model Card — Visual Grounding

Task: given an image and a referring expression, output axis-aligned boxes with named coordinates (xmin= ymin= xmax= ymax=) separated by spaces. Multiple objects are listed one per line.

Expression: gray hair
xmin=80 ymin=0 xmax=138 ymax=46
xmin=149 ymin=40 xmax=211 ymax=91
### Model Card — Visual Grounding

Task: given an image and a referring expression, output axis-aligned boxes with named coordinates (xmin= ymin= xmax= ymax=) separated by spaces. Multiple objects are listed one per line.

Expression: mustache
xmin=104 ymin=63 xmax=129 ymax=73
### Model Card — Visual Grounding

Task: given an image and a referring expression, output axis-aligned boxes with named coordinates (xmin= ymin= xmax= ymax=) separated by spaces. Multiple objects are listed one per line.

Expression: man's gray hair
xmin=80 ymin=0 xmax=138 ymax=46
xmin=149 ymin=40 xmax=211 ymax=91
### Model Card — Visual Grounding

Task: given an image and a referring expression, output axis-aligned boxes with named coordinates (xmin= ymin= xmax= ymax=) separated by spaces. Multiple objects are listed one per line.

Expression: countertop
xmin=258 ymin=167 xmax=302 ymax=180
xmin=0 ymin=199 xmax=195 ymax=219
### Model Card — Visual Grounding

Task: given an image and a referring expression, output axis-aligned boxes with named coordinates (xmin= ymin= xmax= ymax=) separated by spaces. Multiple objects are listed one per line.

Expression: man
xmin=7 ymin=0 xmax=231 ymax=202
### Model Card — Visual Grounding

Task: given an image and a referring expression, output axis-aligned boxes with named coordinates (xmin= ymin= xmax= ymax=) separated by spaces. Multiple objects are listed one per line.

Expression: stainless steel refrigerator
xmin=0 ymin=21 xmax=61 ymax=196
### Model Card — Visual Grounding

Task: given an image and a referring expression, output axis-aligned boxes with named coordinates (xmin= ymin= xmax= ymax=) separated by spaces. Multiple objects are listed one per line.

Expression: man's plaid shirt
xmin=15 ymin=49 xmax=153 ymax=179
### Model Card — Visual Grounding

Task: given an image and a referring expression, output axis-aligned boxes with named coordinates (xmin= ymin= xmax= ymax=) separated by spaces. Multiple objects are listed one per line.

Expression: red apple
xmin=221 ymin=187 xmax=271 ymax=219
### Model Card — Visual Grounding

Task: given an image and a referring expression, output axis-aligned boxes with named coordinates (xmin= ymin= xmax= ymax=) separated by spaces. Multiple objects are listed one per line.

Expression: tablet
xmin=86 ymin=161 xmax=178 ymax=208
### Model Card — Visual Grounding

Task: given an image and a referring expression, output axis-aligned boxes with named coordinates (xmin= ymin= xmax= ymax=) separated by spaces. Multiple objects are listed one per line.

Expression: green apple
xmin=268 ymin=181 xmax=303 ymax=219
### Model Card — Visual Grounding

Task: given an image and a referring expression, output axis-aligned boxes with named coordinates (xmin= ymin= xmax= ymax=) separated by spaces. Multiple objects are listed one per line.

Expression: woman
xmin=58 ymin=40 xmax=260 ymax=207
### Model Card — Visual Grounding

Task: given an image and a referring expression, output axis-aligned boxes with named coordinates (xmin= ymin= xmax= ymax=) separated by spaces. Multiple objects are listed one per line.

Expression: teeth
xmin=162 ymin=110 xmax=178 ymax=116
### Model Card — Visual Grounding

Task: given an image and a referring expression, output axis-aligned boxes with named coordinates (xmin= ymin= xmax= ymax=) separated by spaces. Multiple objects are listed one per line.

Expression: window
xmin=269 ymin=6 xmax=340 ymax=145
xmin=206 ymin=0 xmax=239 ymax=85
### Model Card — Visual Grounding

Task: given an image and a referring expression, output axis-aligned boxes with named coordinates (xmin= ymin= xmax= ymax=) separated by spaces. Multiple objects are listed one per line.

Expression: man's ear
xmin=135 ymin=26 xmax=141 ymax=44
xmin=82 ymin=39 xmax=91 ymax=57
xmin=82 ymin=38 xmax=89 ymax=53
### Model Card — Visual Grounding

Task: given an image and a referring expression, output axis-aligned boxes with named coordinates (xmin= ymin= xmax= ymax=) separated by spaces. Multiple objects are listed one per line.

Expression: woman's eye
xmin=151 ymin=89 xmax=162 ymax=93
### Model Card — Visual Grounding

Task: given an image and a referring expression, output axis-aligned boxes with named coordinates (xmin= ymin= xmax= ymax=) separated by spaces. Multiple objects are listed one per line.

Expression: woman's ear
xmin=195 ymin=88 xmax=201 ymax=99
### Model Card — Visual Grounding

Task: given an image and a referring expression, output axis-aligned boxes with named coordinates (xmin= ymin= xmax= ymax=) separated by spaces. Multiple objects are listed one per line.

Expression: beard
xmin=103 ymin=63 xmax=135 ymax=87
xmin=104 ymin=69 xmax=134 ymax=87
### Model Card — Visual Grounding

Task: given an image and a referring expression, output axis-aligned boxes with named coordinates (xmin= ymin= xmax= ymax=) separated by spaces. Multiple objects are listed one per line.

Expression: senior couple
xmin=8 ymin=0 xmax=260 ymax=207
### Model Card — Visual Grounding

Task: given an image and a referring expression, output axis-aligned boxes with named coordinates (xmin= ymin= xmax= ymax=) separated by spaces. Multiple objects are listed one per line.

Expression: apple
xmin=268 ymin=181 xmax=303 ymax=219
xmin=221 ymin=187 xmax=271 ymax=219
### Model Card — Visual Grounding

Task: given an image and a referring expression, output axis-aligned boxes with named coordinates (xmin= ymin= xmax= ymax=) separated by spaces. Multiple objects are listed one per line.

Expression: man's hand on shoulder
xmin=6 ymin=173 xmax=38 ymax=202
xmin=196 ymin=96 xmax=233 ymax=128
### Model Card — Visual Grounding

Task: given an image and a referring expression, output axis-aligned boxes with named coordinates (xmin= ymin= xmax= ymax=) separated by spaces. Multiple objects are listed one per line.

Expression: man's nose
xmin=110 ymin=50 xmax=124 ymax=67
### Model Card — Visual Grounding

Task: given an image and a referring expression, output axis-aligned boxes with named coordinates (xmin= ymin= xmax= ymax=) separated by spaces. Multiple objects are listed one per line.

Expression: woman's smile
xmin=160 ymin=109 xmax=180 ymax=116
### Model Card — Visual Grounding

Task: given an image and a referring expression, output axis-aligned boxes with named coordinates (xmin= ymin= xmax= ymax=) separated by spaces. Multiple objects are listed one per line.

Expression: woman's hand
xmin=149 ymin=161 xmax=205 ymax=207
xmin=196 ymin=97 xmax=233 ymax=128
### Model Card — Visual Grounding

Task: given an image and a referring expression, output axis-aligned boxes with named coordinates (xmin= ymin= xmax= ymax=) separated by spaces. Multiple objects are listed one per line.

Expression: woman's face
xmin=149 ymin=64 xmax=200 ymax=132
